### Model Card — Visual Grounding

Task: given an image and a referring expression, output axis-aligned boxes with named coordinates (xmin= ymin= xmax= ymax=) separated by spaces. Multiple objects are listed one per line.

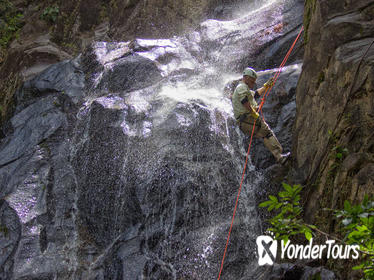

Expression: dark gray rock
xmin=194 ymin=0 xmax=304 ymax=72
xmin=16 ymin=56 xmax=85 ymax=111
xmin=0 ymin=96 xmax=66 ymax=167
xmin=0 ymin=200 xmax=21 ymax=280
xmin=97 ymin=53 xmax=163 ymax=93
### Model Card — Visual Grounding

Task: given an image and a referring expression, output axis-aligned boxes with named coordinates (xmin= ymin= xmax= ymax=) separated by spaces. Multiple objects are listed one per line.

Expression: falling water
xmin=0 ymin=0 xmax=303 ymax=279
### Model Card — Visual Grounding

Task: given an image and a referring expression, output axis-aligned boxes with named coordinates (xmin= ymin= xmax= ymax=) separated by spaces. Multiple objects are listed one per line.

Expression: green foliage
xmin=328 ymin=144 xmax=348 ymax=176
xmin=259 ymin=183 xmax=314 ymax=243
xmin=326 ymin=130 xmax=348 ymax=178
xmin=40 ymin=5 xmax=59 ymax=24
xmin=310 ymin=273 xmax=322 ymax=280
xmin=335 ymin=195 xmax=374 ymax=279
xmin=260 ymin=183 xmax=374 ymax=278
xmin=327 ymin=130 xmax=348 ymax=160
xmin=331 ymin=145 xmax=348 ymax=161
xmin=0 ymin=0 xmax=24 ymax=49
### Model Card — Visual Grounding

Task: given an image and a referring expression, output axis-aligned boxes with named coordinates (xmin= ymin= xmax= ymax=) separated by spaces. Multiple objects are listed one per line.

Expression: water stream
xmin=0 ymin=0 xmax=303 ymax=279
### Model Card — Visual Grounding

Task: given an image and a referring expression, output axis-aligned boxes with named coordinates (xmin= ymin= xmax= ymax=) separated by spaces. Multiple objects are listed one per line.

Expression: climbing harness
xmin=217 ymin=26 xmax=304 ymax=280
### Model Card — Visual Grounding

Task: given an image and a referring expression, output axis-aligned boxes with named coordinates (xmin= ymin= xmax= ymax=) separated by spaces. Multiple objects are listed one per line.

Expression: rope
xmin=217 ymin=25 xmax=304 ymax=280
xmin=259 ymin=26 xmax=304 ymax=119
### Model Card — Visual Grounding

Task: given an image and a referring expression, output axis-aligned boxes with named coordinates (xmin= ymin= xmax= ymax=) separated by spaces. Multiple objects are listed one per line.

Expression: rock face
xmin=292 ymin=0 xmax=374 ymax=276
xmin=293 ymin=0 xmax=374 ymax=216
xmin=250 ymin=64 xmax=300 ymax=170
xmin=0 ymin=34 xmax=72 ymax=129
xmin=194 ymin=0 xmax=304 ymax=72
xmin=0 ymin=0 xmax=304 ymax=129
xmin=0 ymin=0 xmax=304 ymax=278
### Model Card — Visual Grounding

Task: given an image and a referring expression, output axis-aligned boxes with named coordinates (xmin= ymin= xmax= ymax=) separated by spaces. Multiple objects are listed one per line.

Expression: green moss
xmin=0 ymin=72 xmax=21 ymax=128
xmin=40 ymin=5 xmax=59 ymax=24
xmin=99 ymin=2 xmax=109 ymax=22
xmin=313 ymin=131 xmax=348 ymax=231
xmin=343 ymin=112 xmax=353 ymax=125
xmin=0 ymin=0 xmax=24 ymax=51
xmin=309 ymin=273 xmax=321 ymax=280
xmin=51 ymin=0 xmax=81 ymax=53
xmin=0 ymin=224 xmax=9 ymax=237
xmin=61 ymin=41 xmax=79 ymax=55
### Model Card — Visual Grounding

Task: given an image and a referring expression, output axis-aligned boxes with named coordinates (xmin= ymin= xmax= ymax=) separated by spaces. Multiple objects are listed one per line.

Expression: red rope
xmin=217 ymin=110 xmax=258 ymax=279
xmin=217 ymin=25 xmax=304 ymax=280
xmin=259 ymin=26 xmax=304 ymax=119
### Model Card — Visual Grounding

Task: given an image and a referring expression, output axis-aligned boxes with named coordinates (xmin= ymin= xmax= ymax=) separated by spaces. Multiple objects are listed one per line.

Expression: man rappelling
xmin=232 ymin=67 xmax=290 ymax=164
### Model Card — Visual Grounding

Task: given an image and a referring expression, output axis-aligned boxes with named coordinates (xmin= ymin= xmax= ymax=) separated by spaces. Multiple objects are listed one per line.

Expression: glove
xmin=263 ymin=77 xmax=274 ymax=89
xmin=251 ymin=111 xmax=259 ymax=119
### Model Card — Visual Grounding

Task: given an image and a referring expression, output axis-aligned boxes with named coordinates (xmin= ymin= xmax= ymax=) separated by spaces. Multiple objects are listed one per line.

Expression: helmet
xmin=243 ymin=67 xmax=257 ymax=79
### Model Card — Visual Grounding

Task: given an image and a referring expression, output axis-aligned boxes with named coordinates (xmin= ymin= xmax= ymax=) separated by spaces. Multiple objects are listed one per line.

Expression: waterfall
xmin=0 ymin=0 xmax=303 ymax=279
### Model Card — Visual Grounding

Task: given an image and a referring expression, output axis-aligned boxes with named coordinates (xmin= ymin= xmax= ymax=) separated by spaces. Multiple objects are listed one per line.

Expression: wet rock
xmin=0 ymin=200 xmax=21 ymax=280
xmin=0 ymin=39 xmax=257 ymax=279
xmin=195 ymin=0 xmax=304 ymax=72
xmin=0 ymin=1 xmax=305 ymax=278
xmin=109 ymin=0 xmax=252 ymax=41
xmin=16 ymin=56 xmax=84 ymax=110
xmin=0 ymin=96 xmax=66 ymax=166
xmin=98 ymin=53 xmax=163 ymax=93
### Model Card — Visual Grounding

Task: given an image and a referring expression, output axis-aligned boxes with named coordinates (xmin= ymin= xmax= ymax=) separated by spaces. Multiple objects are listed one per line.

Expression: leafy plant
xmin=259 ymin=183 xmax=315 ymax=243
xmin=260 ymin=183 xmax=374 ymax=279
xmin=40 ymin=5 xmax=59 ymax=24
xmin=335 ymin=196 xmax=374 ymax=279
xmin=328 ymin=145 xmax=348 ymax=177
xmin=331 ymin=145 xmax=348 ymax=161
xmin=0 ymin=0 xmax=24 ymax=49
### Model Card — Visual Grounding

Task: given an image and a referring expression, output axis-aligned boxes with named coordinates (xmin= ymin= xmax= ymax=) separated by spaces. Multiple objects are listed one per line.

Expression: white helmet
xmin=243 ymin=67 xmax=257 ymax=79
